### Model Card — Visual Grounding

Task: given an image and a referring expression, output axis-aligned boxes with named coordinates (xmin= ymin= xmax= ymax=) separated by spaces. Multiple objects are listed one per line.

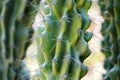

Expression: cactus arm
xmin=36 ymin=0 xmax=92 ymax=80
xmin=0 ymin=0 xmax=41 ymax=79
xmin=99 ymin=0 xmax=120 ymax=79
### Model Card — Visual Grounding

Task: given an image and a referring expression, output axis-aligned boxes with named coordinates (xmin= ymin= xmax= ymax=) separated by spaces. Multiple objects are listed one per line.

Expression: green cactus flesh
xmin=99 ymin=0 xmax=120 ymax=80
xmin=36 ymin=0 xmax=92 ymax=80
xmin=0 ymin=0 xmax=40 ymax=80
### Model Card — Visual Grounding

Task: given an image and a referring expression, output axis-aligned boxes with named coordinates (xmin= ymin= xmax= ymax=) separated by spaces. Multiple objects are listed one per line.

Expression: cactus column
xmin=0 ymin=0 xmax=40 ymax=80
xmin=36 ymin=0 xmax=92 ymax=80
xmin=99 ymin=0 xmax=120 ymax=80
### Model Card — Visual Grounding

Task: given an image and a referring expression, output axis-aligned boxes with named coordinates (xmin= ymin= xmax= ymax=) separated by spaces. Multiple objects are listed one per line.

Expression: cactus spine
xmin=99 ymin=0 xmax=120 ymax=80
xmin=0 ymin=0 xmax=40 ymax=80
xmin=36 ymin=0 xmax=92 ymax=80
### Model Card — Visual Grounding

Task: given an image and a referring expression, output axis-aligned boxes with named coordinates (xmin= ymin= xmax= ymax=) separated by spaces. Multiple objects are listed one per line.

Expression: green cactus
xmin=36 ymin=0 xmax=92 ymax=80
xmin=99 ymin=0 xmax=120 ymax=80
xmin=0 ymin=0 xmax=40 ymax=80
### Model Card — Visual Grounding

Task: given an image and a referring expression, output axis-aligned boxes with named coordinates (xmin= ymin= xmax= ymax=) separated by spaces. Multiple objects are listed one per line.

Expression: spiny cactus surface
xmin=0 ymin=0 xmax=40 ymax=80
xmin=99 ymin=0 xmax=120 ymax=80
xmin=36 ymin=0 xmax=92 ymax=80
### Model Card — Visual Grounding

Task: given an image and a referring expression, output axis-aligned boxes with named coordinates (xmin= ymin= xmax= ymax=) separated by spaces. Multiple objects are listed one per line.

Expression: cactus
xmin=36 ymin=0 xmax=92 ymax=80
xmin=99 ymin=0 xmax=120 ymax=80
xmin=0 ymin=0 xmax=40 ymax=80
